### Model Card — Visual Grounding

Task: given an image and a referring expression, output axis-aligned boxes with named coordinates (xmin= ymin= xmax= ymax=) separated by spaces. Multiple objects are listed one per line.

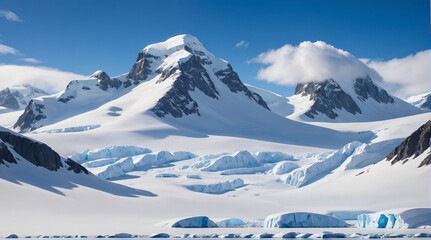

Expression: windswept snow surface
xmin=264 ymin=212 xmax=348 ymax=228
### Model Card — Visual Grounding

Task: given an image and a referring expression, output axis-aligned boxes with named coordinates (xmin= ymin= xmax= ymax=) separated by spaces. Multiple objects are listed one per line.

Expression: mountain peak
xmin=142 ymin=34 xmax=204 ymax=55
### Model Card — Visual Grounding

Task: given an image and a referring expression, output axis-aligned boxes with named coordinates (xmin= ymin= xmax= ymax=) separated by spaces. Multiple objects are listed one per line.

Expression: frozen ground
xmin=0 ymin=107 xmax=429 ymax=236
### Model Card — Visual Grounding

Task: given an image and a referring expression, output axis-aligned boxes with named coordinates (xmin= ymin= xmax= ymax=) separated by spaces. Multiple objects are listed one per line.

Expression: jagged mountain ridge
xmin=13 ymin=35 xmax=269 ymax=132
xmin=248 ymin=76 xmax=422 ymax=122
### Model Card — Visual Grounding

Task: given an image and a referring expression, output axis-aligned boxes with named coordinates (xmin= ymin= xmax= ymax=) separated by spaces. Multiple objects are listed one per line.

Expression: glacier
xmin=264 ymin=212 xmax=348 ymax=228
xmin=186 ymin=178 xmax=245 ymax=194
xmin=202 ymin=151 xmax=260 ymax=172
xmin=70 ymin=146 xmax=152 ymax=163
xmin=254 ymin=151 xmax=294 ymax=164
xmin=267 ymin=161 xmax=299 ymax=175
xmin=171 ymin=216 xmax=218 ymax=228
xmin=281 ymin=141 xmax=362 ymax=188
xmin=215 ymin=218 xmax=246 ymax=227
xmin=357 ymin=208 xmax=431 ymax=229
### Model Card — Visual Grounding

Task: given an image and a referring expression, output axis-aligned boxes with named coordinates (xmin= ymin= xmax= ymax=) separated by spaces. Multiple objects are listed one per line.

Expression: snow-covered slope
xmin=406 ymin=92 xmax=431 ymax=111
xmin=0 ymin=84 xmax=49 ymax=111
xmin=0 ymin=126 xmax=154 ymax=197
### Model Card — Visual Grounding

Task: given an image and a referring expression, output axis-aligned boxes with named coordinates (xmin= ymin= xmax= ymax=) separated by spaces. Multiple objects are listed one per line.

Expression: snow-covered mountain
xmin=0 ymin=84 xmax=49 ymax=111
xmin=248 ymin=77 xmax=423 ymax=122
xmin=405 ymin=92 xmax=431 ymax=111
xmin=13 ymin=35 xmax=268 ymax=132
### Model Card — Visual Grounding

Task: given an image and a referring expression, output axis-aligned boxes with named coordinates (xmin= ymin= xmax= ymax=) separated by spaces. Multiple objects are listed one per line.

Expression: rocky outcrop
xmin=386 ymin=119 xmax=431 ymax=167
xmin=295 ymin=79 xmax=361 ymax=119
xmin=13 ymin=100 xmax=46 ymax=132
xmin=128 ymin=52 xmax=159 ymax=83
xmin=0 ymin=88 xmax=20 ymax=110
xmin=91 ymin=70 xmax=122 ymax=91
xmin=0 ymin=127 xmax=88 ymax=174
xmin=354 ymin=76 xmax=394 ymax=104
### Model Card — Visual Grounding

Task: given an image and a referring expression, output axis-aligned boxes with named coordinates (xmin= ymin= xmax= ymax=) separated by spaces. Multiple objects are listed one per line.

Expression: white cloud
xmin=0 ymin=65 xmax=87 ymax=92
xmin=0 ymin=43 xmax=20 ymax=55
xmin=363 ymin=50 xmax=431 ymax=98
xmin=0 ymin=10 xmax=22 ymax=22
xmin=253 ymin=41 xmax=382 ymax=86
xmin=234 ymin=40 xmax=250 ymax=48
xmin=19 ymin=58 xmax=42 ymax=64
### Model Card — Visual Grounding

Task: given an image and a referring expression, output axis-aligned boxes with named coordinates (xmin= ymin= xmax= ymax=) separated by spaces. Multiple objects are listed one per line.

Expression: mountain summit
xmin=13 ymin=35 xmax=269 ymax=132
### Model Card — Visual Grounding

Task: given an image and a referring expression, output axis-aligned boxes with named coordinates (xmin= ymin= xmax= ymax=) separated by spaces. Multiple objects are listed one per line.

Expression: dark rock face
xmin=93 ymin=71 xmax=122 ymax=91
xmin=128 ymin=51 xmax=159 ymax=83
xmin=420 ymin=94 xmax=431 ymax=110
xmin=215 ymin=64 xmax=269 ymax=110
xmin=386 ymin=119 xmax=431 ymax=167
xmin=0 ymin=88 xmax=20 ymax=110
xmin=151 ymin=49 xmax=269 ymax=118
xmin=152 ymin=55 xmax=219 ymax=118
xmin=0 ymin=128 xmax=89 ymax=174
xmin=295 ymin=80 xmax=361 ymax=119
xmin=354 ymin=76 xmax=394 ymax=104
xmin=13 ymin=100 xmax=46 ymax=132
xmin=0 ymin=129 xmax=62 ymax=171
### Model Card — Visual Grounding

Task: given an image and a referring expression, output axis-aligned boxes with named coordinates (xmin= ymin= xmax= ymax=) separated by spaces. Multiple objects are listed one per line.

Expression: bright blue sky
xmin=0 ymin=0 xmax=430 ymax=96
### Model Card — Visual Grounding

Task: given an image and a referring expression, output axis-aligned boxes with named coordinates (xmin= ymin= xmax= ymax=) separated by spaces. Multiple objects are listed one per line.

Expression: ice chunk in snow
xmin=70 ymin=146 xmax=151 ymax=163
xmin=186 ymin=174 xmax=202 ymax=179
xmin=171 ymin=216 xmax=218 ymax=228
xmin=150 ymin=233 xmax=170 ymax=238
xmin=254 ymin=151 xmax=294 ymax=164
xmin=264 ymin=212 xmax=348 ymax=228
xmin=221 ymin=166 xmax=271 ymax=175
xmin=82 ymin=157 xmax=119 ymax=168
xmin=357 ymin=208 xmax=431 ymax=229
xmin=186 ymin=178 xmax=245 ymax=194
xmin=281 ymin=141 xmax=362 ymax=188
xmin=97 ymin=157 xmax=134 ymax=179
xmin=5 ymin=234 xmax=18 ymax=239
xmin=155 ymin=173 xmax=179 ymax=178
xmin=216 ymin=218 xmax=246 ymax=227
xmin=109 ymin=233 xmax=133 ymax=238
xmin=202 ymin=151 xmax=259 ymax=172
xmin=267 ymin=161 xmax=299 ymax=175
xmin=135 ymin=151 xmax=196 ymax=169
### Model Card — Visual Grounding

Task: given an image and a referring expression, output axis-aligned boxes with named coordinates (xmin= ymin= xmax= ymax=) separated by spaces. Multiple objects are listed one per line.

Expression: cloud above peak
xmin=253 ymin=41 xmax=381 ymax=86
xmin=0 ymin=10 xmax=22 ymax=22
xmin=0 ymin=43 xmax=20 ymax=55
xmin=363 ymin=50 xmax=431 ymax=98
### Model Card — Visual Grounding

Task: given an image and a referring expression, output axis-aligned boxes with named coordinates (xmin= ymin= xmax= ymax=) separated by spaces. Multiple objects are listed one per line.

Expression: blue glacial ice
xmin=216 ymin=218 xmax=246 ymax=227
xmin=70 ymin=146 xmax=152 ymax=163
xmin=171 ymin=216 xmax=218 ymax=228
xmin=281 ymin=141 xmax=362 ymax=188
xmin=202 ymin=151 xmax=260 ymax=172
xmin=357 ymin=208 xmax=431 ymax=229
xmin=254 ymin=151 xmax=294 ymax=164
xmin=186 ymin=178 xmax=245 ymax=194
xmin=264 ymin=212 xmax=348 ymax=228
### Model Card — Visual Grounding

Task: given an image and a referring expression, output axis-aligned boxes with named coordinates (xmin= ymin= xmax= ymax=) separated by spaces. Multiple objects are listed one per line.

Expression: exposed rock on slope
xmin=386 ymin=119 xmax=431 ymax=167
